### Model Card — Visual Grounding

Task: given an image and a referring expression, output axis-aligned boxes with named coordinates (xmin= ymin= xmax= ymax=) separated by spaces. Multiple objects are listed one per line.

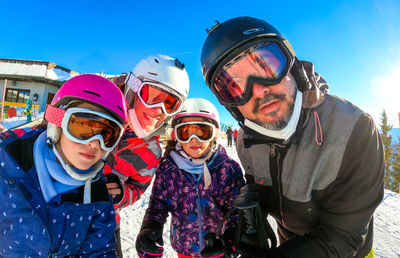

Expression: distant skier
xmin=25 ymin=98 xmax=33 ymax=122
xmin=233 ymin=128 xmax=238 ymax=145
xmin=226 ymin=126 xmax=233 ymax=147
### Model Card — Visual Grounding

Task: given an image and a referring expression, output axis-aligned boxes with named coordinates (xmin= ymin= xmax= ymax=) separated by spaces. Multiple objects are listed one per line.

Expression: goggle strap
xmin=174 ymin=113 xmax=217 ymax=121
xmin=125 ymin=73 xmax=142 ymax=93
xmin=45 ymin=105 xmax=66 ymax=127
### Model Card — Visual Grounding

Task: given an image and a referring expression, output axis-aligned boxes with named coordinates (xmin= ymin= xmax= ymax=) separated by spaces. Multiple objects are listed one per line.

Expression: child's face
xmin=57 ymin=102 xmax=107 ymax=170
xmin=180 ymin=117 xmax=213 ymax=159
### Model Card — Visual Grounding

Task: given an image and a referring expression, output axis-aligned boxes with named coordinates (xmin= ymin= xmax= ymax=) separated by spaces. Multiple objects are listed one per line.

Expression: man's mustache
xmin=252 ymin=93 xmax=286 ymax=114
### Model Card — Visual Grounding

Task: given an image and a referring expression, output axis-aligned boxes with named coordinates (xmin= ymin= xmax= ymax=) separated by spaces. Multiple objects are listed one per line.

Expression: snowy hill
xmin=120 ymin=140 xmax=400 ymax=258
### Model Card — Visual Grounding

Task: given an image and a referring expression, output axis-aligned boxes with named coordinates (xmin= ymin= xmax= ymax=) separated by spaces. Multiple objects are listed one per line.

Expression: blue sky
xmin=1 ymin=0 xmax=399 ymax=129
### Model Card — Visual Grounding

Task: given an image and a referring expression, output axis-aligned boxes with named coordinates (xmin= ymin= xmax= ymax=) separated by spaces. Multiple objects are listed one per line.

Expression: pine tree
xmin=392 ymin=137 xmax=400 ymax=193
xmin=379 ymin=110 xmax=394 ymax=190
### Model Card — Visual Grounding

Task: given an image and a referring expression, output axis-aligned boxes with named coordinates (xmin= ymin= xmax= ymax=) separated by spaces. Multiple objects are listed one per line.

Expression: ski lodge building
xmin=0 ymin=58 xmax=79 ymax=113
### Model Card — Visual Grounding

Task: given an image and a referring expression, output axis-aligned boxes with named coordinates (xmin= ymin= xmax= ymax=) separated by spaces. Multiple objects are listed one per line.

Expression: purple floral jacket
xmin=144 ymin=145 xmax=245 ymax=256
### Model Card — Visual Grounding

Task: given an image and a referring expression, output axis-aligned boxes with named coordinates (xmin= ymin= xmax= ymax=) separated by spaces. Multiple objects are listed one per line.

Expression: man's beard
xmin=251 ymin=92 xmax=295 ymax=130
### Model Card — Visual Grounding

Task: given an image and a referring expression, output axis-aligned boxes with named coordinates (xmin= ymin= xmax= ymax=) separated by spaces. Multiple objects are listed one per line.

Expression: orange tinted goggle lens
xmin=140 ymin=84 xmax=182 ymax=114
xmin=176 ymin=124 xmax=213 ymax=141
xmin=67 ymin=113 xmax=121 ymax=148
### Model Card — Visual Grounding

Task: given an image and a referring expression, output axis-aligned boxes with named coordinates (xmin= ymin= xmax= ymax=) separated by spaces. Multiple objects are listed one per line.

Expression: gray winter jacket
xmin=236 ymin=73 xmax=384 ymax=257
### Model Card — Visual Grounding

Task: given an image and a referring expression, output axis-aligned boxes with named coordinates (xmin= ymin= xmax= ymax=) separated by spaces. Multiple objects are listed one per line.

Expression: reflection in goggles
xmin=139 ymin=84 xmax=182 ymax=114
xmin=67 ymin=113 xmax=122 ymax=148
xmin=213 ymin=42 xmax=289 ymax=104
xmin=175 ymin=122 xmax=215 ymax=143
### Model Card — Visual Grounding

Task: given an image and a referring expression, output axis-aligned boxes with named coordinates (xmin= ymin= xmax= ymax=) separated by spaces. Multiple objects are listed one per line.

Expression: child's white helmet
xmin=172 ymin=98 xmax=220 ymax=128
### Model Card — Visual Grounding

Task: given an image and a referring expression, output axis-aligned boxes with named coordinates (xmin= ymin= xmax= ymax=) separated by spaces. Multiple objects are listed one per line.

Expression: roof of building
xmin=0 ymin=58 xmax=80 ymax=87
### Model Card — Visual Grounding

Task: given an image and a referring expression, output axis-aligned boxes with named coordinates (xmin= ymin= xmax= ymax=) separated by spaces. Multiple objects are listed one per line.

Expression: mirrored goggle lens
xmin=213 ymin=42 xmax=289 ymax=104
xmin=139 ymin=84 xmax=182 ymax=114
xmin=176 ymin=123 xmax=214 ymax=142
xmin=67 ymin=113 xmax=122 ymax=148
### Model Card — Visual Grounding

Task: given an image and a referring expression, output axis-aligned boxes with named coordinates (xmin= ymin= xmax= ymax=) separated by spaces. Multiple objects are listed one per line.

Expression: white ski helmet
xmin=131 ymin=54 xmax=189 ymax=100
xmin=172 ymin=98 xmax=220 ymax=128
xmin=124 ymin=54 xmax=190 ymax=138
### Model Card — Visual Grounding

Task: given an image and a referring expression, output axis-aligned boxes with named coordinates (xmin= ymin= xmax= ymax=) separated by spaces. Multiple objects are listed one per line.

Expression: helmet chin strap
xmin=244 ymin=90 xmax=303 ymax=141
xmin=52 ymin=142 xmax=105 ymax=204
xmin=128 ymin=108 xmax=165 ymax=139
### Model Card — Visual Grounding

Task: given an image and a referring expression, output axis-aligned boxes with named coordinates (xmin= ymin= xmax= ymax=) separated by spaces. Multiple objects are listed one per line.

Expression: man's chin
xmin=251 ymin=116 xmax=288 ymax=130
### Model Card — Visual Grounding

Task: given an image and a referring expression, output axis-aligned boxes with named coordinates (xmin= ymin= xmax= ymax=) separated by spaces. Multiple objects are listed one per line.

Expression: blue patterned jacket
xmin=0 ymin=129 xmax=117 ymax=257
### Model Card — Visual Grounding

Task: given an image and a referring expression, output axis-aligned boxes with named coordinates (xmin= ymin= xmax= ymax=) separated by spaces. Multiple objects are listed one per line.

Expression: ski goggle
xmin=174 ymin=121 xmax=216 ymax=143
xmin=212 ymin=40 xmax=294 ymax=107
xmin=45 ymin=105 xmax=124 ymax=151
xmin=125 ymin=74 xmax=183 ymax=115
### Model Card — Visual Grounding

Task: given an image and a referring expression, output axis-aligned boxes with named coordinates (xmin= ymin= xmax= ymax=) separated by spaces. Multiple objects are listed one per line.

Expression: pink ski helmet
xmin=51 ymin=74 xmax=127 ymax=124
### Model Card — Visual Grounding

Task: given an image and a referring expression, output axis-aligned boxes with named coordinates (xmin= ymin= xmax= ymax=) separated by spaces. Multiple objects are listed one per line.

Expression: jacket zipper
xmin=194 ymin=177 xmax=204 ymax=250
xmin=270 ymin=144 xmax=286 ymax=227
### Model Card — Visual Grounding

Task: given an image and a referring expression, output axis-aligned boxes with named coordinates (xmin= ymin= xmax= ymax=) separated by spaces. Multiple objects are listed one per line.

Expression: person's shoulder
xmin=212 ymin=145 xmax=241 ymax=168
xmin=1 ymin=128 xmax=43 ymax=149
xmin=324 ymin=94 xmax=365 ymax=115
xmin=0 ymin=129 xmax=43 ymax=172
xmin=158 ymin=155 xmax=177 ymax=171
xmin=237 ymin=128 xmax=245 ymax=139
xmin=210 ymin=151 xmax=243 ymax=180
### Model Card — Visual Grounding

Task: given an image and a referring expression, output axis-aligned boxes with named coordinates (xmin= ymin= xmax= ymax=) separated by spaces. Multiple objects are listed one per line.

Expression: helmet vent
xmin=243 ymin=28 xmax=264 ymax=35
xmin=199 ymin=109 xmax=210 ymax=114
xmin=148 ymin=72 xmax=158 ymax=76
xmin=154 ymin=58 xmax=160 ymax=63
xmin=83 ymin=90 xmax=101 ymax=97
xmin=117 ymin=105 xmax=123 ymax=112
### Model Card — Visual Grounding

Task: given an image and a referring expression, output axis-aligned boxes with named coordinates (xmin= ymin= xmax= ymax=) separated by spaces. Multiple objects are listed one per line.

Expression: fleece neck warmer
xmin=33 ymin=131 xmax=99 ymax=203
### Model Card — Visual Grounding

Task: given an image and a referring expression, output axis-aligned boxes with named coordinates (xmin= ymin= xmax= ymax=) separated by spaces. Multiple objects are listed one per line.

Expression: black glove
xmin=135 ymin=220 xmax=164 ymax=258
xmin=233 ymin=184 xmax=265 ymax=209
xmin=200 ymin=232 xmax=235 ymax=258
xmin=233 ymin=184 xmax=277 ymax=258
xmin=105 ymin=173 xmax=124 ymax=204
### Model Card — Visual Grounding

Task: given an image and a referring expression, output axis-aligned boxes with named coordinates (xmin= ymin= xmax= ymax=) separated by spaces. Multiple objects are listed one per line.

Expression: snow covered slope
xmin=120 ymin=140 xmax=400 ymax=258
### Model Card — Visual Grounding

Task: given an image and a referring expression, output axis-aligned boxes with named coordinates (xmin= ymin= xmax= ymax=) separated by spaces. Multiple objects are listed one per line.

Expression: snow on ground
xmin=120 ymin=139 xmax=400 ymax=258
xmin=1 ymin=112 xmax=43 ymax=130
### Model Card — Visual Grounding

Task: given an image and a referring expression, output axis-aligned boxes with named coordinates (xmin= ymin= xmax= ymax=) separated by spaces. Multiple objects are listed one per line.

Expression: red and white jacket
xmin=104 ymin=128 xmax=162 ymax=223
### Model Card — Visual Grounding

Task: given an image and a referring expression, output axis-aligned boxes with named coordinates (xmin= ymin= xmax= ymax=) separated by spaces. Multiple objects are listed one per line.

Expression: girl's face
xmin=179 ymin=117 xmax=214 ymax=159
xmin=57 ymin=102 xmax=107 ymax=170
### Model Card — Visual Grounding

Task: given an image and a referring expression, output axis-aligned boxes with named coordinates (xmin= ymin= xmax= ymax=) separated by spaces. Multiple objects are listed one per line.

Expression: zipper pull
xmin=270 ymin=145 xmax=276 ymax=157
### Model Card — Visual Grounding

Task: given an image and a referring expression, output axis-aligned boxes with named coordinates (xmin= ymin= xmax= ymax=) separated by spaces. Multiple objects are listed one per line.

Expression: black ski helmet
xmin=201 ymin=16 xmax=296 ymax=88
xmin=200 ymin=16 xmax=310 ymax=124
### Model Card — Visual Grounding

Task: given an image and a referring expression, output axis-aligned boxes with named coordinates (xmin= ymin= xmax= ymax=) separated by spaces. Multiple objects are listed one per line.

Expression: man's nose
xmin=252 ymin=82 xmax=271 ymax=98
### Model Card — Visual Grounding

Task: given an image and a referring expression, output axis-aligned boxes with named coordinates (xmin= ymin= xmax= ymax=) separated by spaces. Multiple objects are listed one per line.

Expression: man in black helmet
xmin=200 ymin=16 xmax=384 ymax=258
